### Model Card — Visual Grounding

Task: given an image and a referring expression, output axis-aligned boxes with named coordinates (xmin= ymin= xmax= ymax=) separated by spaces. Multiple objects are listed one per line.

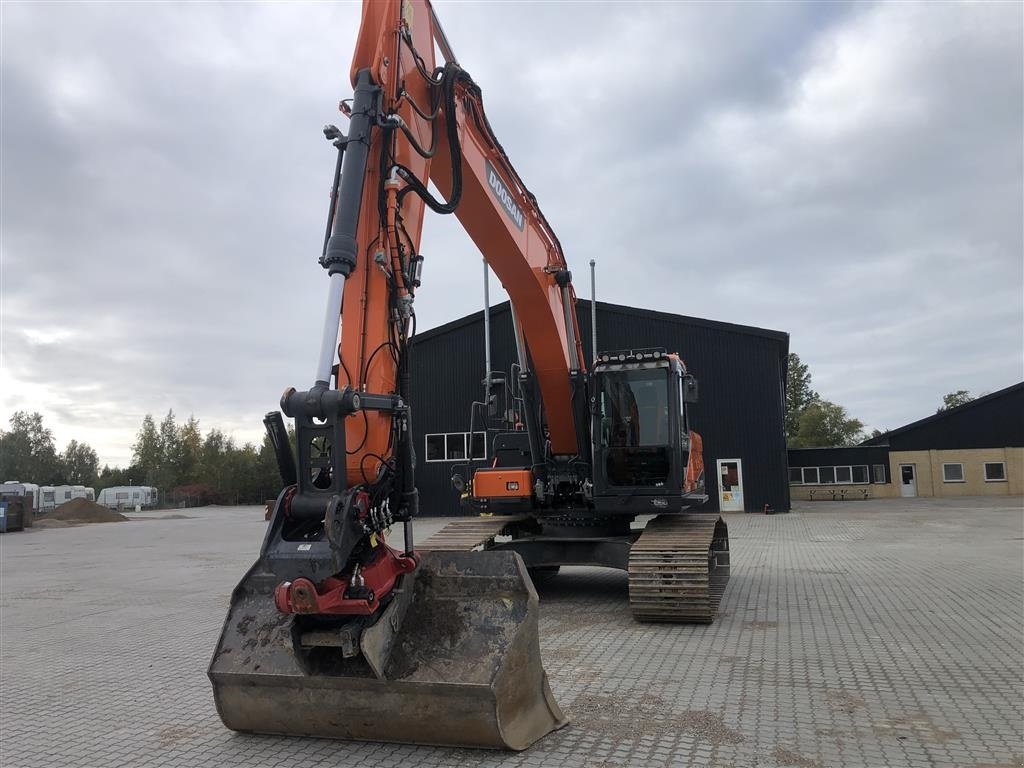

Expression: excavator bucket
xmin=208 ymin=549 xmax=567 ymax=751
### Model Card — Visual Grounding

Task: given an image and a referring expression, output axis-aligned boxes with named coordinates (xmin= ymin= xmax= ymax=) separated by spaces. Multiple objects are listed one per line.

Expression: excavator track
xmin=417 ymin=515 xmax=527 ymax=552
xmin=628 ymin=514 xmax=730 ymax=623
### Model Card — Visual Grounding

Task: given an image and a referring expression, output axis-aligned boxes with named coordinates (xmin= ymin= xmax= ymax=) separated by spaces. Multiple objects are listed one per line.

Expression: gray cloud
xmin=2 ymin=1 xmax=1021 ymax=464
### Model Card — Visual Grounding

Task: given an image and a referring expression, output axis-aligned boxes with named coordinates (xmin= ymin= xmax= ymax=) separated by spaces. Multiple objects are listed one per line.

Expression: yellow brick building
xmin=788 ymin=383 xmax=1023 ymax=502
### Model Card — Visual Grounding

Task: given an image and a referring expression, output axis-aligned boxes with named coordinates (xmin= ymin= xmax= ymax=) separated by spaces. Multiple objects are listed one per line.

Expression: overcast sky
xmin=2 ymin=1 xmax=1022 ymax=468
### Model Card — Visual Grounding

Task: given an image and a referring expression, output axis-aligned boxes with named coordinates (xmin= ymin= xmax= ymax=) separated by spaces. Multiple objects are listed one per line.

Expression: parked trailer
xmin=2 ymin=481 xmax=40 ymax=511
xmin=97 ymin=486 xmax=158 ymax=509
xmin=39 ymin=485 xmax=96 ymax=511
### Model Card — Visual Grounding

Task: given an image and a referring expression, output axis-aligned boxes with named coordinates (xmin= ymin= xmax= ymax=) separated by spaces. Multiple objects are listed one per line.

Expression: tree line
xmin=0 ymin=412 xmax=100 ymax=486
xmin=121 ymin=410 xmax=286 ymax=505
xmin=0 ymin=410 xmax=286 ymax=506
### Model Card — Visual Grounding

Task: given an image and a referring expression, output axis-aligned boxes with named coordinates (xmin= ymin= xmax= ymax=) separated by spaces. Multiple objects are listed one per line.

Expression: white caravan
xmin=0 ymin=482 xmax=41 ymax=512
xmin=97 ymin=486 xmax=159 ymax=509
xmin=39 ymin=485 xmax=96 ymax=511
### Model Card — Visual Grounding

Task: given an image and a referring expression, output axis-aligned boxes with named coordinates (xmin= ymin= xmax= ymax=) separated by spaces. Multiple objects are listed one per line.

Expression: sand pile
xmin=39 ymin=498 xmax=129 ymax=524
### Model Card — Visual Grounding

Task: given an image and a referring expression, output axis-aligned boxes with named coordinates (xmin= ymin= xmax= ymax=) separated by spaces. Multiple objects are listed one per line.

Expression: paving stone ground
xmin=1 ymin=497 xmax=1022 ymax=768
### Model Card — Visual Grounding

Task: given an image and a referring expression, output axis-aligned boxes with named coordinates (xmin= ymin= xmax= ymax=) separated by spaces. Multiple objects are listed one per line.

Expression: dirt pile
xmin=39 ymin=498 xmax=128 ymax=524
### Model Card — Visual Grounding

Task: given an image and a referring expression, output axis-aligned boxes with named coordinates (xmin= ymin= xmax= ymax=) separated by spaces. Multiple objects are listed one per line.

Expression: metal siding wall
xmin=889 ymin=387 xmax=1024 ymax=451
xmin=411 ymin=303 xmax=789 ymax=516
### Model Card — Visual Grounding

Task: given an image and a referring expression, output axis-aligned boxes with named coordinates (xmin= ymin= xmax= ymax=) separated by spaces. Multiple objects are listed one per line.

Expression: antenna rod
xmin=484 ymin=259 xmax=492 ymax=409
xmin=590 ymin=259 xmax=597 ymax=365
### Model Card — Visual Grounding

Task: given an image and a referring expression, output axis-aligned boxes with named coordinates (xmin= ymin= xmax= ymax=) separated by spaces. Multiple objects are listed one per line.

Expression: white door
xmin=717 ymin=459 xmax=744 ymax=512
xmin=899 ymin=464 xmax=917 ymax=497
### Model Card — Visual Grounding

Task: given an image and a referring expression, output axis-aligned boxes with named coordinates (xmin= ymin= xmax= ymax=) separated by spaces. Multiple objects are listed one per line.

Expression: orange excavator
xmin=209 ymin=0 xmax=729 ymax=751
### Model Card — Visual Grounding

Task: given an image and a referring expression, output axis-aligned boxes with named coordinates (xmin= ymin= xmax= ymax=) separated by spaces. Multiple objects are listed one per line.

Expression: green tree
xmin=937 ymin=390 xmax=974 ymax=413
xmin=59 ymin=439 xmax=99 ymax=485
xmin=157 ymin=409 xmax=180 ymax=491
xmin=210 ymin=439 xmax=253 ymax=504
xmin=785 ymin=353 xmax=819 ymax=441
xmin=179 ymin=415 xmax=203 ymax=486
xmin=231 ymin=442 xmax=264 ymax=504
xmin=0 ymin=411 xmax=59 ymax=483
xmin=98 ymin=463 xmax=137 ymax=488
xmin=199 ymin=428 xmax=230 ymax=492
xmin=790 ymin=400 xmax=865 ymax=448
xmin=132 ymin=414 xmax=162 ymax=485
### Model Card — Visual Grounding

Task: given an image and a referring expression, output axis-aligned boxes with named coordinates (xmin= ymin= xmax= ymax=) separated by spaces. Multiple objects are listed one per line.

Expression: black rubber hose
xmin=263 ymin=411 xmax=298 ymax=487
xmin=322 ymin=141 xmax=346 ymax=257
xmin=395 ymin=63 xmax=465 ymax=215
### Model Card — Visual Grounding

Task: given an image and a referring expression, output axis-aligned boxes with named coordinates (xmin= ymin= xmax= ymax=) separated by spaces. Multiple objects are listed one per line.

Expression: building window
xmin=792 ymin=464 xmax=874 ymax=486
xmin=445 ymin=434 xmax=466 ymax=461
xmin=984 ymin=462 xmax=1006 ymax=482
xmin=872 ymin=464 xmax=886 ymax=483
xmin=942 ymin=463 xmax=965 ymax=483
xmin=425 ymin=432 xmax=488 ymax=462
xmin=425 ymin=434 xmax=445 ymax=462
xmin=65 ymin=490 xmax=72 ymax=500
xmin=469 ymin=432 xmax=487 ymax=460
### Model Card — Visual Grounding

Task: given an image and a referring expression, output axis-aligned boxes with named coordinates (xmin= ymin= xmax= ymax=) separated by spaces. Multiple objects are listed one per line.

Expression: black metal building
xmin=859 ymin=383 xmax=1024 ymax=452
xmin=409 ymin=300 xmax=790 ymax=516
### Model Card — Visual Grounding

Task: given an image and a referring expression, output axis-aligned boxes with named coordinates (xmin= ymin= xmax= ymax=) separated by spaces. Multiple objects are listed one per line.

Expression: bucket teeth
xmin=209 ymin=550 xmax=567 ymax=750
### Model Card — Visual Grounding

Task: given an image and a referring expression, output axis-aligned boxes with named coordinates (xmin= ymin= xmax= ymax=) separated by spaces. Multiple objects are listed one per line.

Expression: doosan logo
xmin=485 ymin=159 xmax=525 ymax=231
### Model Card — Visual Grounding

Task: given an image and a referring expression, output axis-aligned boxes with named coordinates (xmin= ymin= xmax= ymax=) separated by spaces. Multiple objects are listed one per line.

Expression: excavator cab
xmin=462 ymin=349 xmax=706 ymax=518
xmin=591 ymin=348 xmax=706 ymax=514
